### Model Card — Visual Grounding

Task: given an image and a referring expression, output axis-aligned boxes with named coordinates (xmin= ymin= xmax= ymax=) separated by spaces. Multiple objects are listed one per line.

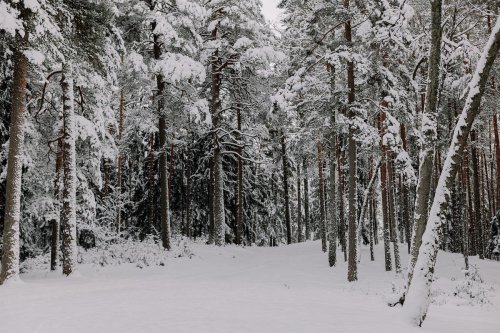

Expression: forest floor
xmin=0 ymin=240 xmax=499 ymax=333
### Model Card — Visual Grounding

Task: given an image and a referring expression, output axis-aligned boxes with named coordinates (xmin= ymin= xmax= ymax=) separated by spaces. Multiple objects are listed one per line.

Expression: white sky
xmin=261 ymin=0 xmax=282 ymax=23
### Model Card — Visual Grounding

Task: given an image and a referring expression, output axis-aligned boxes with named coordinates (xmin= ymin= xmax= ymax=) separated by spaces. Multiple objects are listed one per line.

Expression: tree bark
xmin=303 ymin=157 xmax=310 ymax=240
xmin=387 ymin=158 xmax=401 ymax=272
xmin=297 ymin=162 xmax=303 ymax=242
xmin=345 ymin=0 xmax=358 ymax=282
xmin=328 ymin=131 xmax=337 ymax=266
xmin=51 ymin=138 xmax=63 ymax=271
xmin=147 ymin=134 xmax=156 ymax=233
xmin=60 ymin=62 xmax=78 ymax=276
xmin=369 ymin=197 xmax=375 ymax=261
xmin=378 ymin=112 xmax=392 ymax=272
xmin=337 ymin=143 xmax=347 ymax=262
xmin=186 ymin=144 xmax=192 ymax=238
xmin=401 ymin=124 xmax=411 ymax=253
xmin=405 ymin=0 xmax=443 ymax=291
xmin=317 ymin=141 xmax=327 ymax=252
xmin=0 ymin=34 xmax=28 ymax=284
xmin=470 ymin=130 xmax=484 ymax=258
xmin=235 ymin=107 xmax=243 ymax=245
xmin=208 ymin=156 xmax=215 ymax=244
xmin=462 ymin=151 xmax=470 ymax=270
xmin=152 ymin=12 xmax=171 ymax=250
xmin=282 ymin=132 xmax=292 ymax=244
xmin=210 ymin=26 xmax=225 ymax=246
xmin=116 ymin=88 xmax=125 ymax=233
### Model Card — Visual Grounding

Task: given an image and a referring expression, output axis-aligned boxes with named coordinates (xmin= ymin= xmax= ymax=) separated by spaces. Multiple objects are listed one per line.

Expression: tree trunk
xmin=208 ymin=156 xmax=215 ymax=244
xmin=379 ymin=112 xmax=392 ymax=272
xmin=405 ymin=0 xmax=443 ymax=291
xmin=401 ymin=124 xmax=411 ymax=253
xmin=317 ymin=141 xmax=327 ymax=252
xmin=235 ymin=107 xmax=243 ymax=245
xmin=116 ymin=88 xmax=125 ymax=233
xmin=147 ymin=133 xmax=156 ymax=233
xmin=328 ymin=131 xmax=337 ymax=266
xmin=0 ymin=35 xmax=28 ymax=284
xmin=462 ymin=152 xmax=470 ymax=270
xmin=51 ymin=138 xmax=63 ymax=271
xmin=297 ymin=162 xmax=303 ymax=242
xmin=303 ymin=157 xmax=310 ymax=240
xmin=337 ymin=143 xmax=347 ymax=262
xmin=344 ymin=0 xmax=357 ymax=282
xmin=357 ymin=160 xmax=381 ymax=266
xmin=213 ymin=147 xmax=225 ymax=245
xmin=186 ymin=144 xmax=192 ymax=238
xmin=60 ymin=62 xmax=78 ymax=276
xmin=387 ymin=158 xmax=401 ymax=272
xmin=404 ymin=17 xmax=500 ymax=325
xmin=470 ymin=130 xmax=484 ymax=258
xmin=369 ymin=196 xmax=375 ymax=261
xmin=210 ymin=26 xmax=225 ymax=246
xmin=152 ymin=14 xmax=171 ymax=250
xmin=159 ymin=116 xmax=171 ymax=250
xmin=282 ymin=132 xmax=292 ymax=244
xmin=493 ymin=113 xmax=500 ymax=211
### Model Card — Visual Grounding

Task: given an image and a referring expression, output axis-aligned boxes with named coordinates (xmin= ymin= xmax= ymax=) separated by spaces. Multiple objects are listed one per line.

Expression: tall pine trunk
xmin=116 ymin=88 xmax=125 ymax=233
xmin=317 ymin=141 xmax=327 ymax=252
xmin=345 ymin=0 xmax=358 ymax=282
xmin=0 ymin=33 xmax=29 ymax=284
xmin=282 ymin=132 xmax=292 ymax=244
xmin=387 ymin=158 xmax=401 ymax=272
xmin=303 ymin=157 xmax=310 ymax=240
xmin=147 ymin=134 xmax=156 ymax=233
xmin=152 ymin=15 xmax=171 ymax=250
xmin=51 ymin=138 xmax=63 ymax=271
xmin=235 ymin=108 xmax=243 ymax=245
xmin=211 ymin=27 xmax=225 ymax=246
xmin=297 ymin=163 xmax=303 ymax=242
xmin=379 ymin=112 xmax=392 ymax=271
xmin=337 ymin=144 xmax=347 ymax=262
xmin=328 ymin=130 xmax=337 ymax=266
xmin=60 ymin=62 xmax=78 ymax=276
xmin=470 ymin=130 xmax=484 ymax=258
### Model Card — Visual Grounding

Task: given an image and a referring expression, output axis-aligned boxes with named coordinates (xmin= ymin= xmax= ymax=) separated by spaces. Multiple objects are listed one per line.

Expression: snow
xmin=0 ymin=2 xmax=22 ymax=36
xmin=153 ymin=52 xmax=205 ymax=84
xmin=24 ymin=48 xmax=45 ymax=66
xmin=1 ymin=241 xmax=498 ymax=333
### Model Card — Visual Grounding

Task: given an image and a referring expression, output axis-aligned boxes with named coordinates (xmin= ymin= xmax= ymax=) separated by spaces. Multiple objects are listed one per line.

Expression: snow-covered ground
xmin=0 ymin=241 xmax=498 ymax=333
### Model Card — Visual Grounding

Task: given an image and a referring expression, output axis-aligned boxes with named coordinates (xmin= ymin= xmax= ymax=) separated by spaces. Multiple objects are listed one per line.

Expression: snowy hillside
xmin=0 ymin=241 xmax=498 ymax=333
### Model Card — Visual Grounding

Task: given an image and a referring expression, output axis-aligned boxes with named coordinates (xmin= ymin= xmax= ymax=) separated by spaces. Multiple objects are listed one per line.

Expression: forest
xmin=0 ymin=0 xmax=499 ymax=331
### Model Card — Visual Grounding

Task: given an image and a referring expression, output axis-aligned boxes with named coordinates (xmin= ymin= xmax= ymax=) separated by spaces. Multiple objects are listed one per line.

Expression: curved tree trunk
xmin=404 ymin=16 xmax=500 ymax=325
